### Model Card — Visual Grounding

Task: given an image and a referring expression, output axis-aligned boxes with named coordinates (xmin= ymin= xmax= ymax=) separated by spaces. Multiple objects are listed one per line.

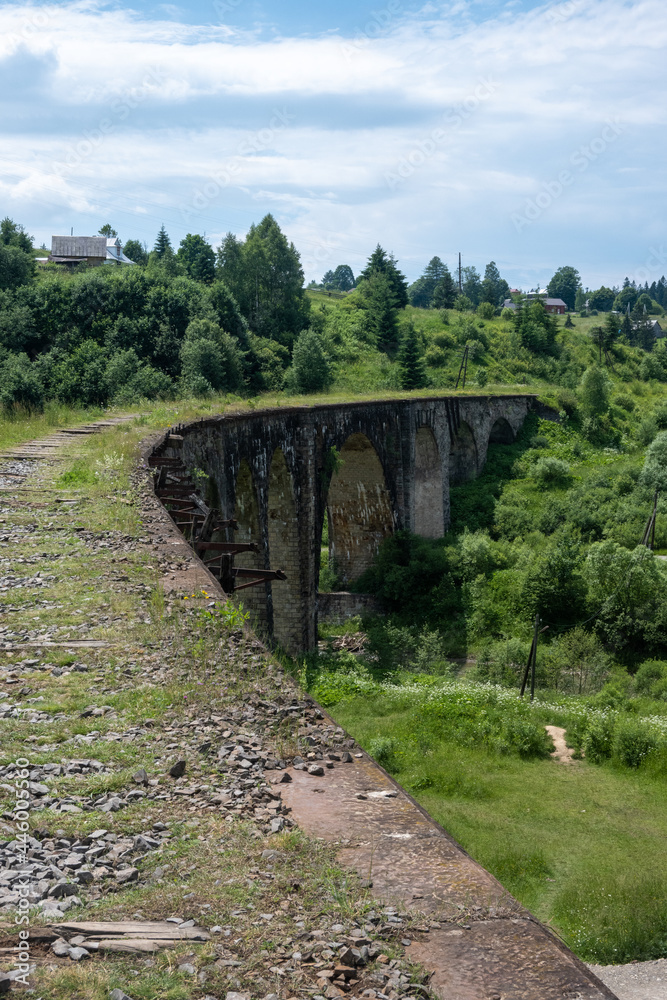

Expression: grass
xmin=0 ymin=418 xmax=418 ymax=1000
xmin=327 ymin=685 xmax=667 ymax=963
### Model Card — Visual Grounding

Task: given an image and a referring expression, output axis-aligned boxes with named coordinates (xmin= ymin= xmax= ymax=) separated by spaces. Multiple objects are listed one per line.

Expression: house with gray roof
xmin=48 ymin=236 xmax=134 ymax=267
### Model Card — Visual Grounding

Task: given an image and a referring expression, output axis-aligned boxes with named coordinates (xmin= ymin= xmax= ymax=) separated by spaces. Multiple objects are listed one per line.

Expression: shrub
xmin=637 ymin=416 xmax=658 ymax=446
xmin=501 ymin=308 xmax=515 ymax=321
xmin=287 ymin=329 xmax=333 ymax=394
xmin=613 ymin=720 xmax=659 ymax=768
xmin=615 ymin=394 xmax=636 ymax=412
xmin=639 ymin=431 xmax=667 ymax=492
xmin=424 ymin=346 xmax=447 ymax=368
xmin=477 ymin=302 xmax=496 ymax=320
xmin=580 ymin=366 xmax=610 ymax=416
xmin=0 ymin=353 xmax=44 ymax=410
xmin=582 ymin=716 xmax=615 ymax=763
xmin=433 ymin=331 xmax=456 ymax=349
xmin=634 ymin=659 xmax=667 ymax=696
xmin=531 ymin=456 xmax=571 ymax=486
xmin=368 ymin=736 xmax=400 ymax=771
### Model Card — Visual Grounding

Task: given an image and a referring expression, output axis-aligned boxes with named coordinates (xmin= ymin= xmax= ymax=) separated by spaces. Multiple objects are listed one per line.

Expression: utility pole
xmin=458 ymin=252 xmax=463 ymax=294
xmin=519 ymin=615 xmax=548 ymax=700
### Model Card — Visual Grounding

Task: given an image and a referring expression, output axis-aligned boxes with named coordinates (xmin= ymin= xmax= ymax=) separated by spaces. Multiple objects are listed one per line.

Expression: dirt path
xmin=545 ymin=724 xmax=578 ymax=765
xmin=588 ymin=959 xmax=667 ymax=999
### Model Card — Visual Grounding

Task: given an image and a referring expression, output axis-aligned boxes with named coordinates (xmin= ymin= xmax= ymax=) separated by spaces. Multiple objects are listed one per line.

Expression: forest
xmin=0 ymin=214 xmax=666 ymax=410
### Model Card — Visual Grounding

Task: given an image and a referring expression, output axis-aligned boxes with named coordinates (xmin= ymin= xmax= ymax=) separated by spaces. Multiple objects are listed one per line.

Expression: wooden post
xmin=530 ymin=613 xmax=540 ymax=702
xmin=455 ymin=345 xmax=469 ymax=390
xmin=519 ymin=613 xmax=540 ymax=698
xmin=650 ymin=491 xmax=658 ymax=551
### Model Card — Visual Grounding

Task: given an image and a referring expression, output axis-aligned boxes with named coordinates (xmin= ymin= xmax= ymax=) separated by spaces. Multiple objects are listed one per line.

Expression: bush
xmin=639 ymin=431 xmax=667 ymax=493
xmin=424 ymin=345 xmax=447 ymax=368
xmin=0 ymin=353 xmax=44 ymax=410
xmin=368 ymin=736 xmax=400 ymax=771
xmin=582 ymin=716 xmax=615 ymax=763
xmin=615 ymin=394 xmax=636 ymax=412
xmin=501 ymin=308 xmax=515 ymax=321
xmin=637 ymin=416 xmax=658 ymax=446
xmin=634 ymin=659 xmax=667 ymax=696
xmin=477 ymin=302 xmax=496 ymax=320
xmin=433 ymin=331 xmax=456 ymax=349
xmin=286 ymin=329 xmax=332 ymax=394
xmin=580 ymin=366 xmax=610 ymax=417
xmin=531 ymin=456 xmax=571 ymax=486
xmin=613 ymin=720 xmax=659 ymax=768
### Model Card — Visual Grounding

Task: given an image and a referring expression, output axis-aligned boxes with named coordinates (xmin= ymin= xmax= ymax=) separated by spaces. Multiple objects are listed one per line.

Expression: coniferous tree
xmin=432 ymin=268 xmax=457 ymax=309
xmin=397 ymin=322 xmax=427 ymax=389
xmin=362 ymin=272 xmax=400 ymax=350
xmin=153 ymin=225 xmax=173 ymax=259
xmin=358 ymin=245 xmax=408 ymax=309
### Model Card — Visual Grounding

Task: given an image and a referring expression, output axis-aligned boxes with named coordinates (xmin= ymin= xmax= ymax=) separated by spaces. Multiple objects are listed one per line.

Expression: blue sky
xmin=1 ymin=0 xmax=666 ymax=289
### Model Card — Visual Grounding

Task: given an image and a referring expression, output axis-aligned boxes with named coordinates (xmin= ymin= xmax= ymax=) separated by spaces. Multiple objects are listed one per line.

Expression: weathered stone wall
xmin=158 ymin=394 xmax=534 ymax=653
xmin=318 ymin=591 xmax=383 ymax=622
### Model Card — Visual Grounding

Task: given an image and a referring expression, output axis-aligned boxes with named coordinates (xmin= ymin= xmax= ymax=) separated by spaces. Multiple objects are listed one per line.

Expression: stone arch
xmin=267 ymin=448 xmax=302 ymax=652
xmin=449 ymin=421 xmax=478 ymax=484
xmin=489 ymin=417 xmax=515 ymax=445
xmin=325 ymin=432 xmax=394 ymax=585
xmin=414 ymin=426 xmax=444 ymax=538
xmin=233 ymin=459 xmax=267 ymax=628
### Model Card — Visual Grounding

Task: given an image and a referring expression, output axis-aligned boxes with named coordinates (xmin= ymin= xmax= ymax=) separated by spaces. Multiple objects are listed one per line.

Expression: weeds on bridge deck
xmin=0 ymin=418 xmax=431 ymax=1000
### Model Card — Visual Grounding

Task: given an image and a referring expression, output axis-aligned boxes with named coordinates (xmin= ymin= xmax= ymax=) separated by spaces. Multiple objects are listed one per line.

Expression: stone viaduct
xmin=156 ymin=394 xmax=535 ymax=652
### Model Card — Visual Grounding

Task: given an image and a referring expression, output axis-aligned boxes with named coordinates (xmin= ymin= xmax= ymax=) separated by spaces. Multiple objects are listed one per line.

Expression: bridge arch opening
xmin=414 ymin=427 xmax=444 ymax=538
xmin=324 ymin=432 xmax=394 ymax=586
xmin=267 ymin=447 xmax=302 ymax=652
xmin=233 ymin=459 xmax=267 ymax=628
xmin=489 ymin=417 xmax=515 ymax=445
xmin=449 ymin=421 xmax=478 ymax=484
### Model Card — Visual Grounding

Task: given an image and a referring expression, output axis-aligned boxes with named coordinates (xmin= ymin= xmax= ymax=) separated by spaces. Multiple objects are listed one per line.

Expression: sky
xmin=1 ymin=0 xmax=666 ymax=290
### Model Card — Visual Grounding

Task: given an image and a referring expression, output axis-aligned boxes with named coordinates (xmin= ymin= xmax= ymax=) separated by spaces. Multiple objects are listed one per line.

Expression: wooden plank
xmin=50 ymin=920 xmax=209 ymax=940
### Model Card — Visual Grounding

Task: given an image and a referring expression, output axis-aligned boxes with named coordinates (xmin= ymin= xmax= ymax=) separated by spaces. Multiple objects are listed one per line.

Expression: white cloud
xmin=0 ymin=0 xmax=665 ymax=285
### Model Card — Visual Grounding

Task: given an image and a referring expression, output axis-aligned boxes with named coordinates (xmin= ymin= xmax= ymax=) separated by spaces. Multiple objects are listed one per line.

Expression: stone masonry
xmin=155 ymin=394 xmax=534 ymax=653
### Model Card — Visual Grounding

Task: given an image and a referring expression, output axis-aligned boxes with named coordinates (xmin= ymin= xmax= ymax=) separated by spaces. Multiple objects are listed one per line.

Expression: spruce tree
xmin=359 ymin=245 xmax=408 ymax=309
xmin=153 ymin=225 xmax=173 ymax=259
xmin=362 ymin=272 xmax=399 ymax=351
xmin=397 ymin=323 xmax=427 ymax=389
xmin=432 ymin=268 xmax=457 ymax=309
